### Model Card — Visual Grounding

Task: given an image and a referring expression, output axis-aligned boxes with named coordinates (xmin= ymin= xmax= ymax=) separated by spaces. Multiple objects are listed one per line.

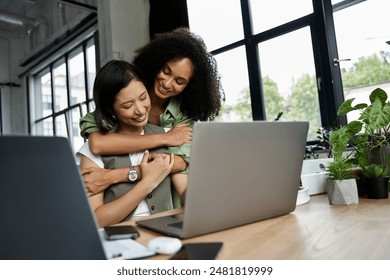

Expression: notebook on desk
xmin=136 ymin=121 xmax=309 ymax=239
xmin=0 ymin=135 xmax=154 ymax=260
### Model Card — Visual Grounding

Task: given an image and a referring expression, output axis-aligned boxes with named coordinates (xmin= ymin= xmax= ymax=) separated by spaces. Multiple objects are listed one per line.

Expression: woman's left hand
xmin=140 ymin=150 xmax=174 ymax=192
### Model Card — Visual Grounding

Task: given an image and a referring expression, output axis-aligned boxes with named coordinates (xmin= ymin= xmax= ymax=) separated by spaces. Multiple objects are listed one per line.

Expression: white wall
xmin=0 ymin=34 xmax=26 ymax=134
xmin=97 ymin=0 xmax=150 ymax=65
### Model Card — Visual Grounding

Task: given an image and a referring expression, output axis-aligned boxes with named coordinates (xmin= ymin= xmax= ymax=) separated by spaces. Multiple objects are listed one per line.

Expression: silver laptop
xmin=136 ymin=121 xmax=309 ymax=239
xmin=0 ymin=135 xmax=154 ymax=260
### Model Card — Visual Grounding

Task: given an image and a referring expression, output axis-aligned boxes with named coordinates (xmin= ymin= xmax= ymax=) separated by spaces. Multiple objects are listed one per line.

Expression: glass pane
xmin=333 ymin=0 xmax=390 ymax=123
xmin=53 ymin=60 xmax=68 ymax=112
xmin=88 ymin=101 xmax=95 ymax=112
xmin=35 ymin=70 xmax=52 ymax=119
xmin=42 ymin=118 xmax=53 ymax=136
xmin=70 ymin=107 xmax=84 ymax=153
xmin=80 ymin=103 xmax=88 ymax=122
xmin=55 ymin=114 xmax=68 ymax=138
xmin=250 ymin=0 xmax=313 ymax=34
xmin=187 ymin=0 xmax=243 ymax=51
xmin=69 ymin=49 xmax=86 ymax=106
xmin=258 ymin=27 xmax=319 ymax=140
xmin=86 ymin=43 xmax=96 ymax=100
xmin=214 ymin=47 xmax=250 ymax=122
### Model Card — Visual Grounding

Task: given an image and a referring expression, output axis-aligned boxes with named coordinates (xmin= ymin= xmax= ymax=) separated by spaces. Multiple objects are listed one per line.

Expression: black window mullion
xmin=82 ymin=41 xmax=90 ymax=114
xmin=65 ymin=54 xmax=71 ymax=111
xmin=64 ymin=54 xmax=72 ymax=138
xmin=312 ymin=0 xmax=346 ymax=127
xmin=240 ymin=0 xmax=265 ymax=120
xmin=64 ymin=111 xmax=70 ymax=139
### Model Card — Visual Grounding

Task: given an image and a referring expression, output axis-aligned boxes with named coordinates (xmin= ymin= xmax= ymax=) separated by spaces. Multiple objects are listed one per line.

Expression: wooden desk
xmin=121 ymin=195 xmax=390 ymax=259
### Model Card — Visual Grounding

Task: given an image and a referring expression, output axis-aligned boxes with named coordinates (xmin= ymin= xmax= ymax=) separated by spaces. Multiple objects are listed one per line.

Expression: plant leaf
xmin=329 ymin=121 xmax=362 ymax=159
xmin=367 ymin=98 xmax=390 ymax=130
xmin=337 ymin=98 xmax=367 ymax=115
xmin=369 ymin=88 xmax=388 ymax=105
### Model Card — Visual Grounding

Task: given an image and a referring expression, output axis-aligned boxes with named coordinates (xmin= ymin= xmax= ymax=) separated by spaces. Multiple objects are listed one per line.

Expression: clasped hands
xmin=81 ymin=150 xmax=174 ymax=196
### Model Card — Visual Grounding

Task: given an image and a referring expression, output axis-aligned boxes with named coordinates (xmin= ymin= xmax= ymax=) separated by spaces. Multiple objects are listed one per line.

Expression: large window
xmin=31 ymin=35 xmax=96 ymax=153
xmin=187 ymin=0 xmax=383 ymax=141
xmin=187 ymin=0 xmax=324 ymax=140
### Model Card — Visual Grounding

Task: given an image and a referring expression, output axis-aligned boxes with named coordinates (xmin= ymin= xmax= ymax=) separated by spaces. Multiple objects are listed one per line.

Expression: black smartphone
xmin=104 ymin=225 xmax=140 ymax=240
xmin=170 ymin=242 xmax=223 ymax=260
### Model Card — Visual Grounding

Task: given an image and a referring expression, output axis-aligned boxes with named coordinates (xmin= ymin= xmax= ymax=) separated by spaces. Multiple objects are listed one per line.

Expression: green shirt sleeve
xmin=166 ymin=143 xmax=191 ymax=174
xmin=79 ymin=112 xmax=100 ymax=139
xmin=159 ymin=98 xmax=194 ymax=174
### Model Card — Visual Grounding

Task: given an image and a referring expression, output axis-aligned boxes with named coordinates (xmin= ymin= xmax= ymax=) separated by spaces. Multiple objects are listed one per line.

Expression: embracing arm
xmin=81 ymin=165 xmax=129 ymax=195
xmin=86 ymin=151 xmax=174 ymax=228
xmin=80 ymin=153 xmax=186 ymax=196
xmin=88 ymin=123 xmax=192 ymax=155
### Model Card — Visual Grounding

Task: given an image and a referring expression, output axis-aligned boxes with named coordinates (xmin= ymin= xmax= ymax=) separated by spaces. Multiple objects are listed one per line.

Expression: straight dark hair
xmin=93 ymin=60 xmax=141 ymax=133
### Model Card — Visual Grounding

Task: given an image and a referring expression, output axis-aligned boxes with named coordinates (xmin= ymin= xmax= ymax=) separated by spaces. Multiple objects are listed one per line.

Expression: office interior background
xmin=0 ymin=0 xmax=389 ymax=154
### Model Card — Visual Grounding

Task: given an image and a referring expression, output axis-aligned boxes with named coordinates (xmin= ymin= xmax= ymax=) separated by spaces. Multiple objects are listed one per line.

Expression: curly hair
xmin=132 ymin=27 xmax=224 ymax=121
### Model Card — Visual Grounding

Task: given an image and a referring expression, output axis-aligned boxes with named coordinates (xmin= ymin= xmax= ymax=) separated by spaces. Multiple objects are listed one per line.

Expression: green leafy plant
xmin=326 ymin=156 xmax=357 ymax=180
xmin=329 ymin=88 xmax=390 ymax=178
xmin=338 ymin=87 xmax=390 ymax=148
xmin=362 ymin=164 xmax=389 ymax=179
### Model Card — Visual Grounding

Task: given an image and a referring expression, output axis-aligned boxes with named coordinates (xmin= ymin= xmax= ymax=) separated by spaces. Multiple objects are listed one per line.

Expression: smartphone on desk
xmin=170 ymin=242 xmax=223 ymax=260
xmin=104 ymin=225 xmax=140 ymax=240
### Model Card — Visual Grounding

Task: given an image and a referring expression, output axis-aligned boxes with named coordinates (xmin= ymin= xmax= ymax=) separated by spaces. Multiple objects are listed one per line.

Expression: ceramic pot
xmin=326 ymin=179 xmax=359 ymax=205
xmin=363 ymin=177 xmax=389 ymax=199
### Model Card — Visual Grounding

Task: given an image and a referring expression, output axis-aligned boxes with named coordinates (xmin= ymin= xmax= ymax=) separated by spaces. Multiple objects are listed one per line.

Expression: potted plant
xmin=330 ymin=87 xmax=390 ymax=199
xmin=325 ymin=154 xmax=359 ymax=205
xmin=360 ymin=163 xmax=389 ymax=199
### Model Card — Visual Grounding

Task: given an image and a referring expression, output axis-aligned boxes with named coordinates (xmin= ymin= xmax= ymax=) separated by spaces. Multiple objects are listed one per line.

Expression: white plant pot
xmin=326 ymin=179 xmax=359 ymax=205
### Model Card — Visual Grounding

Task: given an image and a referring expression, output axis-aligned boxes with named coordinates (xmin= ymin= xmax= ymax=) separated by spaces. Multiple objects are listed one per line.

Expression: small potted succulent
xmin=325 ymin=155 xmax=359 ymax=205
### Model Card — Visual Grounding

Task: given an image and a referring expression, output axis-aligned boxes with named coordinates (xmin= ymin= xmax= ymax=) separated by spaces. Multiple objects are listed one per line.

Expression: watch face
xmin=129 ymin=170 xmax=138 ymax=181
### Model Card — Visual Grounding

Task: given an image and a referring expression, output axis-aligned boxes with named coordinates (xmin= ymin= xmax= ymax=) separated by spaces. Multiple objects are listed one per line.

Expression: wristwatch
xmin=128 ymin=165 xmax=138 ymax=182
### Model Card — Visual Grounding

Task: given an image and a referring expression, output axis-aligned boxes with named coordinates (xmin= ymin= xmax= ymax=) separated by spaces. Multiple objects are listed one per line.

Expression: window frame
xmin=29 ymin=32 xmax=98 ymax=153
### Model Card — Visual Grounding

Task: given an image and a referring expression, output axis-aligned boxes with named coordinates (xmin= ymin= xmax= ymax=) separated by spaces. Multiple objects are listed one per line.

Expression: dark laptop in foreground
xmin=136 ymin=121 xmax=309 ymax=239
xmin=0 ymin=136 xmax=154 ymax=260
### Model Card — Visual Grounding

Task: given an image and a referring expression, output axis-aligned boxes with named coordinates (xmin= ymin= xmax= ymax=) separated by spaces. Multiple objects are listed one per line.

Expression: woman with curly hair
xmin=79 ymin=28 xmax=224 ymax=204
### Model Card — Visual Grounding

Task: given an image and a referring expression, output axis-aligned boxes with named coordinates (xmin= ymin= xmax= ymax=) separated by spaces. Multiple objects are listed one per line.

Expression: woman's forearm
xmin=94 ymin=183 xmax=149 ymax=227
xmin=89 ymin=132 xmax=169 ymax=155
xmin=88 ymin=124 xmax=192 ymax=156
xmin=171 ymin=155 xmax=187 ymax=174
xmin=81 ymin=166 xmax=130 ymax=195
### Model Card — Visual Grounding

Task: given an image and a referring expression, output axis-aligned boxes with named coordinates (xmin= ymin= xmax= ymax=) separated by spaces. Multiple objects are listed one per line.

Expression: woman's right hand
xmin=139 ymin=150 xmax=174 ymax=192
xmin=164 ymin=123 xmax=192 ymax=146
